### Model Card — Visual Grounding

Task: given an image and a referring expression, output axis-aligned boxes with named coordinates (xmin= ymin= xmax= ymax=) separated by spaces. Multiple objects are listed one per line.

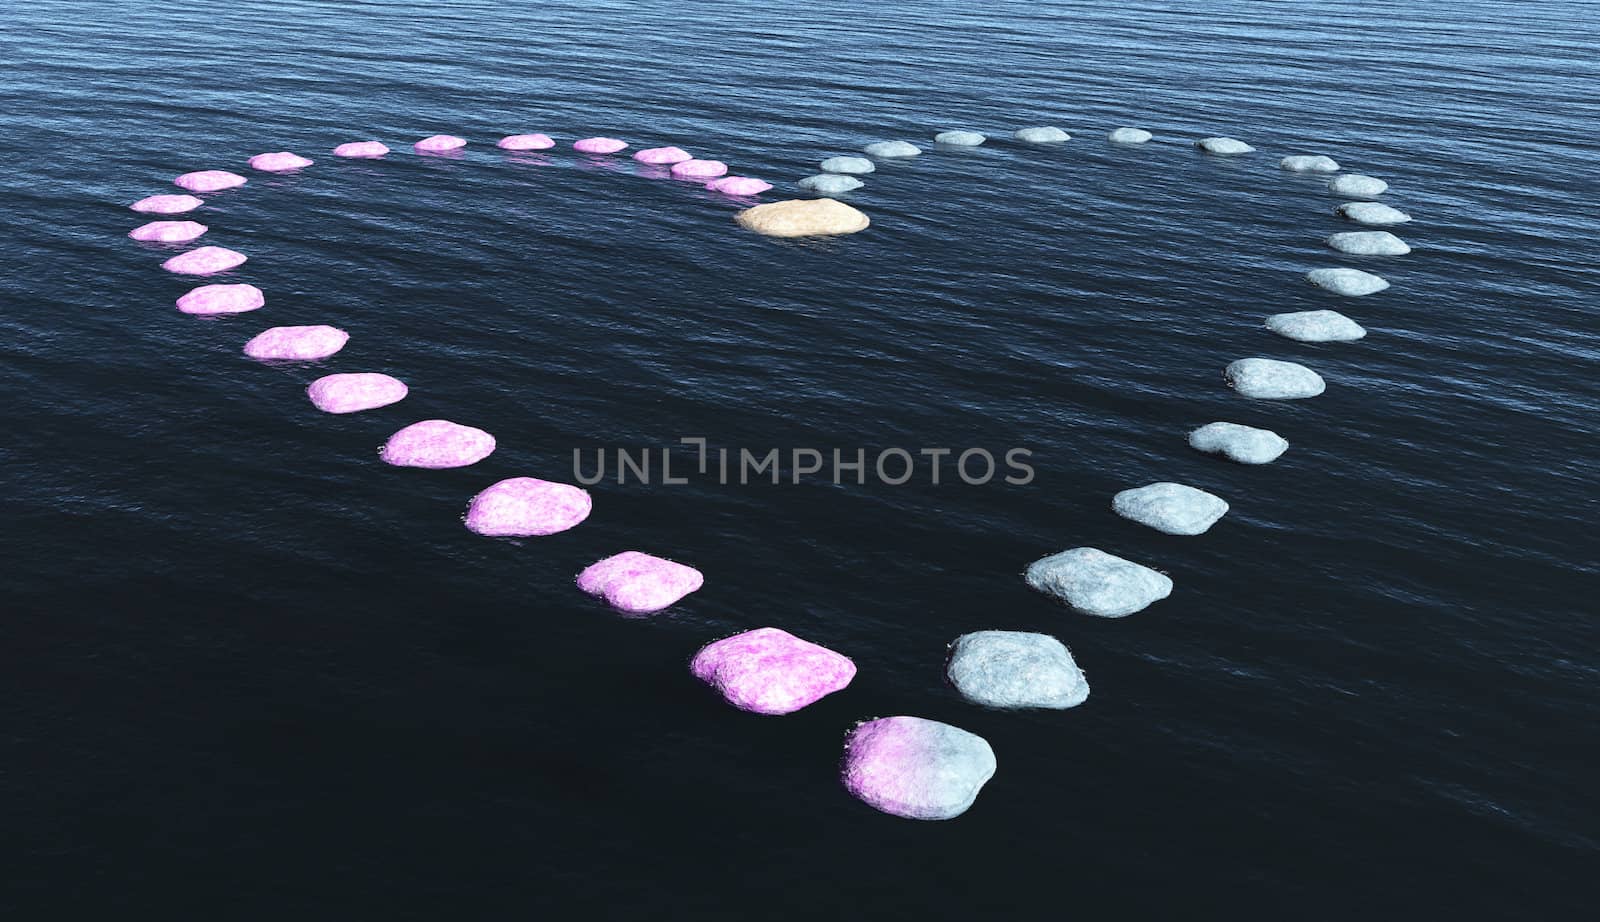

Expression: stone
xmin=497 ymin=133 xmax=554 ymax=151
xmin=864 ymin=140 xmax=921 ymax=158
xmin=1195 ymin=137 xmax=1254 ymax=154
xmin=633 ymin=146 xmax=691 ymax=164
xmin=820 ymin=156 xmax=874 ymax=174
xmin=734 ymin=198 xmax=870 ymax=237
xmin=1327 ymin=231 xmax=1410 ymax=256
xmin=333 ymin=141 xmax=390 ymax=158
xmin=573 ymin=137 xmax=627 ymax=154
xmin=161 ymin=246 xmax=246 ymax=275
xmin=1225 ymin=358 xmax=1326 ymax=399
xmin=842 ymin=716 xmax=996 ymax=820
xmin=797 ymin=174 xmax=864 ymax=194
xmin=1188 ymin=422 xmax=1288 ymax=465
xmin=1025 ymin=547 xmax=1172 ymax=617
xmin=464 ymin=476 xmax=591 ymax=536
xmin=576 ymin=551 xmax=703 ymax=613
xmin=707 ymin=176 xmax=772 ymax=195
xmin=380 ymin=419 xmax=495 ymax=468
xmin=691 ymin=627 xmax=856 ymax=715
xmin=1337 ymin=202 xmax=1411 ymax=225
xmin=306 ymin=372 xmax=408 ymax=414
xmin=670 ymin=159 xmax=727 ymax=179
xmin=129 ymin=220 xmax=206 ymax=243
xmin=1112 ymin=482 xmax=1229 ymax=536
xmin=1280 ymin=154 xmax=1340 ymax=173
xmin=1307 ymin=267 xmax=1390 ymax=296
xmin=131 ymin=194 xmax=203 ymax=214
xmin=1329 ymin=174 xmax=1387 ymax=198
xmin=1014 ymin=126 xmax=1070 ymax=143
xmin=176 ymin=283 xmax=264 ymax=315
xmin=1266 ymin=310 xmax=1367 ymax=342
xmin=1107 ymin=127 xmax=1152 ymax=144
xmin=174 ymin=170 xmax=246 ymax=193
xmin=249 ymin=151 xmax=313 ymax=172
xmin=414 ymin=135 xmax=466 ymax=153
xmin=933 ymin=130 xmax=986 ymax=146
xmin=947 ymin=631 xmax=1088 ymax=710
xmin=243 ymin=325 xmax=348 ymax=361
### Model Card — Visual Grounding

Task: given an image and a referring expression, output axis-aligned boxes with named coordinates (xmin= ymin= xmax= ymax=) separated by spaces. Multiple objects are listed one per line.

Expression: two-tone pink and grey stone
xmin=497 ymin=133 xmax=555 ymax=150
xmin=333 ymin=141 xmax=390 ymax=158
xmin=576 ymin=551 xmax=702 ymax=614
xmin=573 ymin=137 xmax=628 ymax=154
xmin=842 ymin=716 xmax=996 ymax=820
xmin=380 ymin=419 xmax=496 ymax=468
xmin=633 ymin=146 xmax=692 ymax=164
xmin=249 ymin=151 xmax=314 ymax=172
xmin=306 ymin=373 xmax=408 ymax=414
xmin=131 ymin=194 xmax=203 ymax=214
xmin=174 ymin=170 xmax=247 ymax=193
xmin=162 ymin=246 xmax=247 ymax=275
xmin=691 ymin=627 xmax=856 ymax=715
xmin=129 ymin=221 xmax=207 ymax=243
xmin=244 ymin=325 xmax=349 ymax=361
xmin=414 ymin=135 xmax=467 ymax=153
xmin=464 ymin=477 xmax=591 ymax=536
xmin=176 ymin=283 xmax=264 ymax=315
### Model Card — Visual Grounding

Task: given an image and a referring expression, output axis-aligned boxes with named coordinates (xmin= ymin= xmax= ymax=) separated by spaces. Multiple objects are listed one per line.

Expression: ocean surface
xmin=2 ymin=0 xmax=1596 ymax=917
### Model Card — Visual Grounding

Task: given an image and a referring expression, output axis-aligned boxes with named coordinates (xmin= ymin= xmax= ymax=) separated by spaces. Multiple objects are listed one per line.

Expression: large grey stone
xmin=842 ymin=716 xmax=996 ymax=820
xmin=1225 ymin=358 xmax=1326 ymax=399
xmin=797 ymin=173 xmax=864 ymax=194
xmin=1337 ymin=202 xmax=1411 ymax=225
xmin=1327 ymin=231 xmax=1411 ymax=256
xmin=864 ymin=140 xmax=921 ymax=158
xmin=1195 ymin=136 xmax=1254 ymax=154
xmin=1307 ymin=267 xmax=1390 ymax=296
xmin=947 ymin=631 xmax=1088 ymax=709
xmin=1329 ymin=174 xmax=1388 ymax=198
xmin=1112 ymin=482 xmax=1229 ymax=536
xmin=1025 ymin=547 xmax=1173 ymax=617
xmin=1014 ymin=126 xmax=1070 ymax=143
xmin=1188 ymin=422 xmax=1288 ymax=465
xmin=820 ymin=156 xmax=875 ymax=175
xmin=1265 ymin=309 xmax=1367 ymax=342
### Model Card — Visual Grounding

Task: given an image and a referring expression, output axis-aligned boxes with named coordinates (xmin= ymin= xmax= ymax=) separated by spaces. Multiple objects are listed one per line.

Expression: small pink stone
xmin=691 ymin=627 xmax=856 ymax=715
xmin=243 ymin=325 xmax=349 ymax=361
xmin=633 ymin=146 xmax=692 ymax=164
xmin=414 ymin=134 xmax=467 ymax=153
xmin=306 ymin=372 xmax=408 ymax=414
xmin=249 ymin=151 xmax=314 ymax=172
xmin=174 ymin=170 xmax=247 ymax=193
xmin=177 ymin=283 xmax=264 ymax=315
xmin=707 ymin=176 xmax=772 ymax=196
xmin=381 ymin=419 xmax=496 ymax=468
xmin=573 ymin=137 xmax=628 ymax=154
xmin=497 ymin=133 xmax=555 ymax=151
xmin=131 ymin=194 xmax=203 ymax=214
xmin=670 ymin=159 xmax=728 ymax=179
xmin=333 ymin=141 xmax=390 ymax=158
xmin=576 ymin=551 xmax=703 ymax=614
xmin=161 ymin=246 xmax=247 ymax=275
xmin=464 ymin=477 xmax=592 ymax=536
xmin=130 ymin=220 xmax=207 ymax=243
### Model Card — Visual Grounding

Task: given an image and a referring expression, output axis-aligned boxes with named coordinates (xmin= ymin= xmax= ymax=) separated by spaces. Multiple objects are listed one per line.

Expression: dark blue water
xmin=3 ymin=0 xmax=1596 ymax=917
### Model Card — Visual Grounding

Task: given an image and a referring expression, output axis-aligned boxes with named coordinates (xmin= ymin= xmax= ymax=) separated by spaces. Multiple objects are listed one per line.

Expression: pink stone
xmin=249 ymin=151 xmax=314 ymax=172
xmin=633 ymin=146 xmax=692 ymax=164
xmin=707 ymin=176 xmax=772 ymax=196
xmin=414 ymin=134 xmax=467 ymax=153
xmin=573 ymin=137 xmax=628 ymax=154
xmin=131 ymin=194 xmax=203 ymax=214
xmin=129 ymin=220 xmax=207 ymax=243
xmin=243 ymin=325 xmax=349 ymax=361
xmin=174 ymin=170 xmax=246 ymax=193
xmin=576 ymin=551 xmax=703 ymax=614
xmin=691 ymin=627 xmax=856 ymax=715
xmin=176 ymin=283 xmax=264 ymax=315
xmin=161 ymin=246 xmax=247 ymax=275
xmin=306 ymin=373 xmax=408 ymax=414
xmin=333 ymin=141 xmax=390 ymax=158
xmin=671 ymin=159 xmax=728 ymax=179
xmin=380 ymin=419 xmax=496 ymax=468
xmin=497 ymin=133 xmax=554 ymax=150
xmin=842 ymin=716 xmax=997 ymax=820
xmin=464 ymin=477 xmax=592 ymax=536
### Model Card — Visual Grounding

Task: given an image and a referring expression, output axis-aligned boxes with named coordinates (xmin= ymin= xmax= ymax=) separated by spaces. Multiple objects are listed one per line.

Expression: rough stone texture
xmin=129 ymin=221 xmax=207 ymax=243
xmin=735 ymin=198 xmax=870 ymax=237
xmin=1266 ymin=309 xmax=1367 ymax=342
xmin=306 ymin=372 xmax=408 ymax=414
xmin=1280 ymin=154 xmax=1340 ymax=173
xmin=1225 ymin=358 xmax=1326 ymax=399
xmin=933 ymin=130 xmax=986 ymax=146
xmin=380 ymin=419 xmax=495 ymax=468
xmin=131 ymin=194 xmax=203 ymax=214
xmin=249 ymin=151 xmax=313 ymax=172
xmin=573 ymin=137 xmax=627 ymax=154
xmin=576 ymin=551 xmax=703 ymax=614
xmin=1025 ymin=547 xmax=1173 ymax=617
xmin=414 ymin=135 xmax=467 ymax=153
xmin=174 ymin=170 xmax=246 ymax=193
xmin=333 ymin=141 xmax=390 ymax=158
xmin=1107 ymin=127 xmax=1153 ymax=144
xmin=797 ymin=174 xmax=864 ymax=194
xmin=864 ymin=140 xmax=921 ymax=158
xmin=1337 ymin=202 xmax=1412 ymax=225
xmin=1307 ymin=267 xmax=1390 ymax=296
xmin=842 ymin=716 xmax=996 ymax=820
xmin=1329 ymin=174 xmax=1387 ymax=198
xmin=691 ymin=627 xmax=856 ymax=715
xmin=1327 ymin=231 xmax=1411 ymax=256
xmin=1195 ymin=137 xmax=1254 ymax=154
xmin=243 ymin=325 xmax=348 ymax=361
xmin=633 ymin=146 xmax=691 ymax=164
xmin=464 ymin=476 xmax=591 ymax=536
xmin=1014 ymin=126 xmax=1070 ymax=143
xmin=176 ymin=283 xmax=264 ymax=315
xmin=947 ymin=631 xmax=1088 ymax=710
xmin=161 ymin=246 xmax=247 ymax=275
xmin=498 ymin=134 xmax=555 ymax=151
xmin=1112 ymin=482 xmax=1230 ymax=536
xmin=670 ymin=159 xmax=728 ymax=179
xmin=820 ymin=156 xmax=875 ymax=174
xmin=1188 ymin=422 xmax=1288 ymax=465
xmin=707 ymin=176 xmax=772 ymax=195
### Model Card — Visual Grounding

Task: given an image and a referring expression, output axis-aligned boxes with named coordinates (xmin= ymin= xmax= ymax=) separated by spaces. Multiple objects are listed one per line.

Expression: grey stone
xmin=1225 ymin=358 xmax=1326 ymax=399
xmin=797 ymin=173 xmax=864 ymax=194
xmin=1281 ymin=154 xmax=1340 ymax=173
xmin=1329 ymin=174 xmax=1388 ymax=198
xmin=864 ymin=140 xmax=922 ymax=158
xmin=1337 ymin=201 xmax=1411 ymax=225
xmin=1195 ymin=136 xmax=1254 ymax=154
xmin=1025 ymin=547 xmax=1173 ymax=617
xmin=1107 ymin=127 xmax=1153 ymax=144
xmin=1112 ymin=482 xmax=1229 ymax=536
xmin=947 ymin=631 xmax=1089 ymax=710
xmin=1014 ymin=126 xmax=1070 ymax=143
xmin=1327 ymin=231 xmax=1411 ymax=256
xmin=820 ymin=156 xmax=875 ymax=175
xmin=1265 ymin=309 xmax=1367 ymax=342
xmin=842 ymin=716 xmax=996 ymax=820
xmin=933 ymin=130 xmax=986 ymax=146
xmin=1307 ymin=267 xmax=1390 ymax=296
xmin=1188 ymin=422 xmax=1289 ymax=465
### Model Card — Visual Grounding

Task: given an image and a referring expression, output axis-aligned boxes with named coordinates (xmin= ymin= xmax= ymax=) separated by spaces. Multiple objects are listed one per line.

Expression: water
xmin=2 ymin=0 xmax=1597 ymax=917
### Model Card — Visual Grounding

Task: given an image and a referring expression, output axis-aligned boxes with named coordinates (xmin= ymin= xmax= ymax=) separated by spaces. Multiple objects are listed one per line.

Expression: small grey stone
xmin=1265 ymin=310 xmax=1367 ymax=342
xmin=1188 ymin=422 xmax=1288 ymax=465
xmin=820 ymin=156 xmax=875 ymax=175
xmin=948 ymin=631 xmax=1089 ymax=709
xmin=1225 ymin=358 xmax=1326 ymax=399
xmin=1107 ymin=127 xmax=1153 ymax=144
xmin=1112 ymin=482 xmax=1229 ymax=536
xmin=1337 ymin=202 xmax=1411 ymax=225
xmin=1280 ymin=154 xmax=1340 ymax=173
xmin=1025 ymin=547 xmax=1173 ymax=617
xmin=1327 ymin=231 xmax=1411 ymax=256
xmin=1014 ymin=126 xmax=1070 ymax=143
xmin=1329 ymin=174 xmax=1388 ymax=198
xmin=933 ymin=130 xmax=986 ymax=146
xmin=1307 ymin=267 xmax=1390 ymax=296
xmin=1195 ymin=136 xmax=1254 ymax=154
xmin=797 ymin=173 xmax=864 ymax=194
xmin=864 ymin=140 xmax=922 ymax=158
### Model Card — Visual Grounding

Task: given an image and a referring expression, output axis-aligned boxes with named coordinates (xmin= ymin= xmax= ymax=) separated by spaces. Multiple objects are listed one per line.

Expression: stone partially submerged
xmin=947 ymin=631 xmax=1088 ymax=710
xmin=1225 ymin=358 xmax=1326 ymax=399
xmin=1112 ymin=482 xmax=1229 ymax=536
xmin=498 ymin=133 xmax=555 ymax=151
xmin=1014 ymin=126 xmax=1069 ymax=143
xmin=1337 ymin=202 xmax=1411 ymax=225
xmin=129 ymin=221 xmax=207 ymax=243
xmin=306 ymin=372 xmax=408 ymax=414
xmin=707 ymin=176 xmax=772 ymax=196
xmin=1329 ymin=173 xmax=1387 ymax=198
xmin=249 ymin=151 xmax=313 ymax=172
xmin=333 ymin=141 xmax=390 ymax=158
xmin=843 ymin=716 xmax=996 ymax=820
xmin=1195 ymin=137 xmax=1254 ymax=154
xmin=1025 ymin=547 xmax=1172 ymax=617
xmin=691 ymin=627 xmax=856 ymax=715
xmin=174 ymin=170 xmax=246 ymax=193
xmin=864 ymin=140 xmax=921 ymax=158
xmin=633 ymin=146 xmax=691 ymax=164
xmin=797 ymin=174 xmax=863 ymax=194
xmin=176 ymin=283 xmax=263 ymax=315
xmin=573 ymin=137 xmax=628 ymax=154
xmin=1107 ymin=127 xmax=1152 ymax=144
xmin=414 ymin=135 xmax=466 ymax=153
xmin=380 ymin=419 xmax=495 ymax=468
xmin=1280 ymin=154 xmax=1340 ymax=173
xmin=576 ymin=551 xmax=703 ymax=614
xmin=1266 ymin=310 xmax=1367 ymax=342
xmin=670 ymin=159 xmax=727 ymax=179
xmin=131 ymin=194 xmax=203 ymax=214
xmin=735 ymin=198 xmax=870 ymax=237
xmin=933 ymin=130 xmax=986 ymax=146
xmin=1188 ymin=422 xmax=1288 ymax=465
xmin=820 ymin=156 xmax=874 ymax=174
xmin=243 ymin=325 xmax=348 ymax=361
xmin=1307 ymin=267 xmax=1390 ymax=296
xmin=464 ymin=476 xmax=591 ymax=536
xmin=1327 ymin=231 xmax=1411 ymax=256
xmin=161 ymin=246 xmax=246 ymax=275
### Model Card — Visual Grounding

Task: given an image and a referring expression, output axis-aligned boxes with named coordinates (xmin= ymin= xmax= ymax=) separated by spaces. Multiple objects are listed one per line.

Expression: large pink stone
xmin=670 ymin=159 xmax=728 ymax=179
xmin=174 ymin=170 xmax=246 ymax=193
xmin=177 ymin=283 xmax=264 ymax=315
xmin=306 ymin=372 xmax=408 ymax=414
xmin=333 ymin=141 xmax=390 ymax=158
xmin=574 ymin=137 xmax=628 ymax=154
xmin=249 ymin=151 xmax=314 ymax=172
xmin=464 ymin=477 xmax=592 ymax=536
xmin=707 ymin=176 xmax=772 ymax=196
xmin=243 ymin=325 xmax=348 ymax=361
xmin=633 ymin=146 xmax=692 ymax=164
xmin=842 ymin=716 xmax=997 ymax=820
xmin=498 ymin=133 xmax=554 ymax=150
xmin=131 ymin=194 xmax=203 ymax=214
xmin=161 ymin=246 xmax=247 ymax=275
xmin=576 ymin=551 xmax=702 ymax=614
xmin=414 ymin=134 xmax=467 ymax=153
xmin=691 ymin=627 xmax=856 ymax=715
xmin=130 ymin=220 xmax=207 ymax=243
xmin=381 ymin=419 xmax=496 ymax=468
